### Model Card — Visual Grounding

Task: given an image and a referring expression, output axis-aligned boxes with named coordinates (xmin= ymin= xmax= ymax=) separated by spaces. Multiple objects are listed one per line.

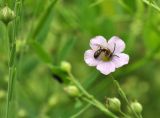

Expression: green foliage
xmin=29 ymin=40 xmax=52 ymax=64
xmin=0 ymin=0 xmax=160 ymax=118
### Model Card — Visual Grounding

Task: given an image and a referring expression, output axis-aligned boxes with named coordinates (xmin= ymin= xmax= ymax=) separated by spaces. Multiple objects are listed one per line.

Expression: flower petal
xmin=112 ymin=53 xmax=129 ymax=68
xmin=84 ymin=50 xmax=100 ymax=66
xmin=90 ymin=36 xmax=107 ymax=50
xmin=107 ymin=36 xmax=125 ymax=53
xmin=96 ymin=61 xmax=115 ymax=75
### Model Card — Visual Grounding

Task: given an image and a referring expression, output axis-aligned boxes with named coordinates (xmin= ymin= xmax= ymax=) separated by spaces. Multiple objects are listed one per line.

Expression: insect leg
xmin=112 ymin=43 xmax=116 ymax=54
xmin=113 ymin=55 xmax=120 ymax=58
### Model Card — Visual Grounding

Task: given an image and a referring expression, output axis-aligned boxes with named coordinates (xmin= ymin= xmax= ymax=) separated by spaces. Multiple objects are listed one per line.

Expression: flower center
xmin=94 ymin=48 xmax=113 ymax=62
xmin=99 ymin=51 xmax=111 ymax=61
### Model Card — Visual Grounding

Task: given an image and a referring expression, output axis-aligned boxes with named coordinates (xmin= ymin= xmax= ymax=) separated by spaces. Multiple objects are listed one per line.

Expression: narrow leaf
xmin=30 ymin=0 xmax=58 ymax=41
xmin=30 ymin=41 xmax=52 ymax=64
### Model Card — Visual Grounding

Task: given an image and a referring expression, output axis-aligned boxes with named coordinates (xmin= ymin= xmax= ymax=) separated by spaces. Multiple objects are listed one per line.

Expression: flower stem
xmin=142 ymin=0 xmax=160 ymax=12
xmin=111 ymin=76 xmax=142 ymax=118
xmin=5 ymin=1 xmax=20 ymax=117
xmin=5 ymin=25 xmax=10 ymax=118
xmin=119 ymin=110 xmax=130 ymax=118
xmin=70 ymin=103 xmax=91 ymax=118
xmin=5 ymin=22 xmax=17 ymax=118
xmin=68 ymin=72 xmax=118 ymax=118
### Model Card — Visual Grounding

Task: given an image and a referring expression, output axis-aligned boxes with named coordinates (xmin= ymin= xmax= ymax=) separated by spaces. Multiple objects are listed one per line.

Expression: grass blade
xmin=29 ymin=41 xmax=52 ymax=64
xmin=30 ymin=0 xmax=58 ymax=41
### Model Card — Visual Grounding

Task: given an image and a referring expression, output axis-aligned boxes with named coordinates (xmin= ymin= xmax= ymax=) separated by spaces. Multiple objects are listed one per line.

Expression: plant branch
xmin=70 ymin=103 xmax=91 ymax=118
xmin=68 ymin=72 xmax=118 ymax=118
xmin=111 ymin=76 xmax=142 ymax=118
xmin=142 ymin=0 xmax=160 ymax=12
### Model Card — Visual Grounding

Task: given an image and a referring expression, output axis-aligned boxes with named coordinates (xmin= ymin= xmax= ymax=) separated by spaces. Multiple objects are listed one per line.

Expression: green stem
xmin=5 ymin=1 xmax=20 ymax=116
xmin=68 ymin=72 xmax=118 ymax=118
xmin=6 ymin=23 xmax=16 ymax=118
xmin=5 ymin=25 xmax=10 ymax=118
xmin=119 ymin=110 xmax=130 ymax=118
xmin=111 ymin=76 xmax=141 ymax=118
xmin=142 ymin=0 xmax=160 ymax=12
xmin=68 ymin=73 xmax=93 ymax=99
xmin=70 ymin=103 xmax=91 ymax=118
xmin=81 ymin=97 xmax=115 ymax=117
xmin=139 ymin=114 xmax=143 ymax=118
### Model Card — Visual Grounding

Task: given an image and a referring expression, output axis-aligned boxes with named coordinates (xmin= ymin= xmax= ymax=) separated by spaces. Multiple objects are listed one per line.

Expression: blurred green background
xmin=0 ymin=0 xmax=160 ymax=118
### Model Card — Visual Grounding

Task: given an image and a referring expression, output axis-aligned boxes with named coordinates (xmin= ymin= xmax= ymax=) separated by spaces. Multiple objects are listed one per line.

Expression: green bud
xmin=60 ymin=61 xmax=71 ymax=73
xmin=0 ymin=6 xmax=16 ymax=25
xmin=106 ymin=97 xmax=121 ymax=112
xmin=64 ymin=85 xmax=80 ymax=97
xmin=130 ymin=101 xmax=143 ymax=114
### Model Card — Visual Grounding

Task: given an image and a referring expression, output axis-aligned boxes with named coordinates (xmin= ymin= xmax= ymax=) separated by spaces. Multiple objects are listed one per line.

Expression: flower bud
xmin=106 ymin=97 xmax=121 ymax=112
xmin=60 ymin=61 xmax=71 ymax=73
xmin=130 ymin=101 xmax=143 ymax=114
xmin=0 ymin=6 xmax=16 ymax=25
xmin=64 ymin=85 xmax=80 ymax=97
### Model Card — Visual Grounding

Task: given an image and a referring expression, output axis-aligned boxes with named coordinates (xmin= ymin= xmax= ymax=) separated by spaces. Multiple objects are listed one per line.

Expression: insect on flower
xmin=84 ymin=36 xmax=129 ymax=75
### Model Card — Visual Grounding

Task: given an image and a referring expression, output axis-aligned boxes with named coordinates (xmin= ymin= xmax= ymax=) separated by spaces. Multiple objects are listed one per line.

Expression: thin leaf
xmin=82 ymin=70 xmax=100 ymax=89
xmin=142 ymin=0 xmax=160 ymax=12
xmin=29 ymin=41 xmax=52 ymax=64
xmin=57 ymin=38 xmax=77 ymax=62
xmin=30 ymin=0 xmax=58 ymax=41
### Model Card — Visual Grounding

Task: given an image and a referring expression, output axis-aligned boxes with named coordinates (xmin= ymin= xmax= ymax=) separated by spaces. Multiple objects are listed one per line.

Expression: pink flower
xmin=84 ymin=36 xmax=129 ymax=75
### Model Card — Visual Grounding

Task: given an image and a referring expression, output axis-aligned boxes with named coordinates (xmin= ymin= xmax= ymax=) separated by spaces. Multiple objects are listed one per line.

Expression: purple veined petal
xmin=107 ymin=36 xmax=125 ymax=53
xmin=90 ymin=36 xmax=107 ymax=50
xmin=111 ymin=53 xmax=129 ymax=68
xmin=84 ymin=50 xmax=100 ymax=66
xmin=96 ymin=61 xmax=116 ymax=75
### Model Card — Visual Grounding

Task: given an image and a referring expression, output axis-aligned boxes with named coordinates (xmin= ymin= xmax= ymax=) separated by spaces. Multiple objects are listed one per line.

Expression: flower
xmin=84 ymin=36 xmax=129 ymax=75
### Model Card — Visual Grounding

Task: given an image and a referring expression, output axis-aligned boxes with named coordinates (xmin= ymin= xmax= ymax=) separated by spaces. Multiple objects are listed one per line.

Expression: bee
xmin=94 ymin=44 xmax=117 ymax=59
xmin=94 ymin=48 xmax=113 ymax=59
